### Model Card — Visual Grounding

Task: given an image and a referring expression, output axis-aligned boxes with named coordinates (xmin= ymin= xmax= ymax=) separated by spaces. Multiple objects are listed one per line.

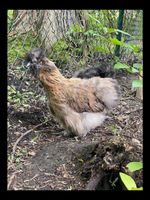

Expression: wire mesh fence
xmin=8 ymin=10 xmax=143 ymax=113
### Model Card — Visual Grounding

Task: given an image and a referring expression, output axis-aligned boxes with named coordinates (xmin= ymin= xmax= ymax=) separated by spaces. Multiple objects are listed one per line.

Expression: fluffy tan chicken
xmin=25 ymin=48 xmax=120 ymax=137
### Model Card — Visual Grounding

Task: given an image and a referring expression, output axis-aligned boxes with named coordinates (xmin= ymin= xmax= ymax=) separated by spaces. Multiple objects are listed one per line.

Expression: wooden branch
xmin=86 ymin=172 xmax=104 ymax=190
xmin=10 ymin=120 xmax=48 ymax=163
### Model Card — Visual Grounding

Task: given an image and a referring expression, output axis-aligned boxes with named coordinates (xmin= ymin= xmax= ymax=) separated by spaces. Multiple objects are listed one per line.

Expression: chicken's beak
xmin=29 ymin=63 xmax=41 ymax=78
xmin=25 ymin=60 xmax=41 ymax=78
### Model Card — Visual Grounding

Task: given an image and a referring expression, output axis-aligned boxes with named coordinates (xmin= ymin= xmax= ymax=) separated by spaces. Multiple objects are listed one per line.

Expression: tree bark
xmin=9 ymin=10 xmax=82 ymax=50
xmin=82 ymin=10 xmax=89 ymax=65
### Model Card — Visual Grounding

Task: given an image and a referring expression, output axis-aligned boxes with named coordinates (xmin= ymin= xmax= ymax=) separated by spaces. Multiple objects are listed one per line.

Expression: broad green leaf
xmin=132 ymin=80 xmax=143 ymax=88
xmin=110 ymin=38 xmax=124 ymax=46
xmin=95 ymin=46 xmax=106 ymax=53
xmin=127 ymin=68 xmax=133 ymax=73
xmin=8 ymin=10 xmax=14 ymax=26
xmin=8 ymin=10 xmax=14 ymax=17
xmin=124 ymin=43 xmax=140 ymax=53
xmin=133 ymin=63 xmax=143 ymax=73
xmin=107 ymin=28 xmax=116 ymax=33
xmin=130 ymin=44 xmax=140 ymax=53
xmin=70 ymin=24 xmax=83 ymax=33
xmin=132 ymin=68 xmax=139 ymax=73
xmin=133 ymin=63 xmax=143 ymax=70
xmin=127 ymin=162 xmax=143 ymax=172
xmin=119 ymin=172 xmax=137 ymax=190
xmin=114 ymin=62 xmax=130 ymax=70
xmin=131 ymin=187 xmax=143 ymax=191
xmin=124 ymin=43 xmax=134 ymax=51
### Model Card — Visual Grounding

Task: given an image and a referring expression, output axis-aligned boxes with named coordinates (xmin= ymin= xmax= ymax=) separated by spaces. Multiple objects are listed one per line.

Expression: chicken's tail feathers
xmin=81 ymin=112 xmax=108 ymax=134
xmin=104 ymin=78 xmax=120 ymax=109
xmin=95 ymin=78 xmax=120 ymax=110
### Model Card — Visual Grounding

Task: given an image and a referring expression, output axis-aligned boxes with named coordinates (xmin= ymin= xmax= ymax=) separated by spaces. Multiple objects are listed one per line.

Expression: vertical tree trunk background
xmin=11 ymin=10 xmax=83 ymax=50
xmin=82 ymin=10 xmax=89 ymax=65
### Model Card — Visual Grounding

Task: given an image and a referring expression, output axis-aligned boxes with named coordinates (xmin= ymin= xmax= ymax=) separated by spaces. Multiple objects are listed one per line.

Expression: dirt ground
xmin=7 ymin=63 xmax=143 ymax=190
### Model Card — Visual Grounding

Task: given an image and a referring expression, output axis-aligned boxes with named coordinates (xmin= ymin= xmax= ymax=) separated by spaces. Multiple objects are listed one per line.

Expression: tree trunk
xmin=9 ymin=10 xmax=82 ymax=50
xmin=82 ymin=10 xmax=89 ymax=65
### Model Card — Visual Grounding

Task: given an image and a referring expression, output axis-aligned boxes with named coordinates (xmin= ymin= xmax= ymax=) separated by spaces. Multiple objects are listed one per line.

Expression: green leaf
xmin=127 ymin=68 xmax=133 ymax=73
xmin=130 ymin=44 xmax=140 ymax=53
xmin=131 ymin=187 xmax=143 ymax=191
xmin=95 ymin=46 xmax=107 ymax=53
xmin=127 ymin=162 xmax=143 ymax=172
xmin=133 ymin=63 xmax=142 ymax=69
xmin=110 ymin=38 xmax=124 ymax=46
xmin=78 ymin=158 xmax=84 ymax=163
xmin=119 ymin=172 xmax=137 ymax=190
xmin=8 ymin=10 xmax=14 ymax=27
xmin=133 ymin=63 xmax=143 ymax=73
xmin=132 ymin=67 xmax=139 ymax=73
xmin=114 ymin=62 xmax=130 ymax=70
xmin=132 ymin=80 xmax=143 ymax=88
xmin=107 ymin=28 xmax=116 ymax=33
xmin=70 ymin=24 xmax=83 ymax=33
xmin=124 ymin=43 xmax=140 ymax=53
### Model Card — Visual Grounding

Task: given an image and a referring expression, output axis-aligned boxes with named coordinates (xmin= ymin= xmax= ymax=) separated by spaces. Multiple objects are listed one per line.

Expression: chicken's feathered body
xmin=73 ymin=64 xmax=115 ymax=79
xmin=25 ymin=48 xmax=120 ymax=137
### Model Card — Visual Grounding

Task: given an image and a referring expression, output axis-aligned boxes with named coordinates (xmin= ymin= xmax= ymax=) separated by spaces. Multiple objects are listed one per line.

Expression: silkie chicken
xmin=25 ymin=48 xmax=120 ymax=137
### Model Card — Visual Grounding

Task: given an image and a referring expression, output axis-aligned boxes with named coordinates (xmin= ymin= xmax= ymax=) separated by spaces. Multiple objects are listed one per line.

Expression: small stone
xmin=28 ymin=151 xmax=36 ymax=156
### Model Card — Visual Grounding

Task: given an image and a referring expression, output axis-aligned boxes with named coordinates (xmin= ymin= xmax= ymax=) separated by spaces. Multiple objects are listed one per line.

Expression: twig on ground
xmin=7 ymin=171 xmax=22 ymax=190
xmin=8 ymin=174 xmax=16 ymax=190
xmin=24 ymin=174 xmax=39 ymax=182
xmin=10 ymin=120 xmax=48 ymax=163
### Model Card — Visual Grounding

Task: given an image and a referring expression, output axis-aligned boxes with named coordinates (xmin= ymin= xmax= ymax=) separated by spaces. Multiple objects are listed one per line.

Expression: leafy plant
xmin=107 ymin=124 xmax=120 ymax=135
xmin=86 ymin=12 xmax=143 ymax=87
xmin=8 ymin=33 xmax=38 ymax=64
xmin=114 ymin=61 xmax=143 ymax=88
xmin=119 ymin=161 xmax=143 ymax=190
xmin=8 ymin=85 xmax=33 ymax=108
xmin=8 ymin=10 xmax=38 ymax=65
xmin=8 ymin=10 xmax=14 ymax=30
xmin=126 ymin=162 xmax=143 ymax=172
xmin=51 ymin=38 xmax=71 ymax=65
